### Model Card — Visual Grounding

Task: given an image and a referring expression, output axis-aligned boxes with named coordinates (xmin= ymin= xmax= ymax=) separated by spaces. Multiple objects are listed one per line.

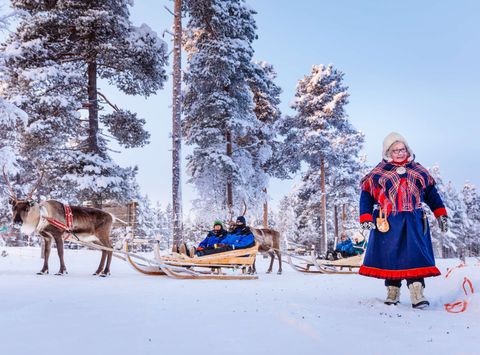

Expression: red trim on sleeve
xmin=433 ymin=207 xmax=447 ymax=218
xmin=360 ymin=214 xmax=373 ymax=223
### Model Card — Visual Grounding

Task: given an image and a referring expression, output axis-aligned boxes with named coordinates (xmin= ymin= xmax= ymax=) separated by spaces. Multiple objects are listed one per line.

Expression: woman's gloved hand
xmin=437 ymin=215 xmax=448 ymax=233
xmin=360 ymin=221 xmax=376 ymax=231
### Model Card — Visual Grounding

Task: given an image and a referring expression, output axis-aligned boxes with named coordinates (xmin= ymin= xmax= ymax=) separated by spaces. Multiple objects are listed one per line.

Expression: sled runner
xmin=286 ymin=251 xmax=364 ymax=274
xmin=125 ymin=241 xmax=260 ymax=280
xmin=285 ymin=236 xmax=366 ymax=274
xmin=313 ymin=253 xmax=364 ymax=274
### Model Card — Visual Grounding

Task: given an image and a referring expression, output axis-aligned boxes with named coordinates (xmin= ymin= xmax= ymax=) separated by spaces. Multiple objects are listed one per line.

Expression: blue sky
xmin=2 ymin=0 xmax=479 ymax=212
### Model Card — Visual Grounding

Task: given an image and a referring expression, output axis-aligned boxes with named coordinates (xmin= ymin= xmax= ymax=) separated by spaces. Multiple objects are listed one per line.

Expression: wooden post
xmin=171 ymin=0 xmax=183 ymax=244
xmin=342 ymin=204 xmax=347 ymax=232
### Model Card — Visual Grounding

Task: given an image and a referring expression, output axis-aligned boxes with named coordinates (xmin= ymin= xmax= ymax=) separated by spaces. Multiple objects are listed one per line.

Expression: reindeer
xmin=228 ymin=202 xmax=283 ymax=274
xmin=3 ymin=168 xmax=114 ymax=276
xmin=251 ymin=227 xmax=283 ymax=275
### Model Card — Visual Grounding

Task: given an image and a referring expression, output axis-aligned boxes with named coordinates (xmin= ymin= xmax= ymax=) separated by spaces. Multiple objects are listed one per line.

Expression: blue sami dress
xmin=359 ymin=159 xmax=447 ymax=280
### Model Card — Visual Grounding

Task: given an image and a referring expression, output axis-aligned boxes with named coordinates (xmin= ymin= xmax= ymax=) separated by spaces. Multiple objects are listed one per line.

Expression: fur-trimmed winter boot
xmin=408 ymin=282 xmax=430 ymax=309
xmin=384 ymin=286 xmax=400 ymax=305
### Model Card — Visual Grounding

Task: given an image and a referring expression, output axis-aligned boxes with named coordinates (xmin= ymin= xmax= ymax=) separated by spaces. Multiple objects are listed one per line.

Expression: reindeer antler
xmin=241 ymin=199 xmax=247 ymax=216
xmin=25 ymin=170 xmax=45 ymax=200
xmin=2 ymin=165 xmax=17 ymax=202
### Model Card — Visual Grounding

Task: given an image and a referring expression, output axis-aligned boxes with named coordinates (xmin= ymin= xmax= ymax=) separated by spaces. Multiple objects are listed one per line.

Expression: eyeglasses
xmin=391 ymin=148 xmax=407 ymax=155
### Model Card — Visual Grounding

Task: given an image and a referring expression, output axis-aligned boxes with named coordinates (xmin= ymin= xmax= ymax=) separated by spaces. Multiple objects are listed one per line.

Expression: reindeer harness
xmin=44 ymin=204 xmax=76 ymax=241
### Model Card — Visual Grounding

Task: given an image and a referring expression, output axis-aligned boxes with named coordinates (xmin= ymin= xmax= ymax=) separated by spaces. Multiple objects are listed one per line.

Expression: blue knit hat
xmin=236 ymin=216 xmax=246 ymax=225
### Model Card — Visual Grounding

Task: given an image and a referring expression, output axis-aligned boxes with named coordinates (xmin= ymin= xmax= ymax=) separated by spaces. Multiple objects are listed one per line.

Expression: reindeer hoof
xmin=55 ymin=271 xmax=68 ymax=276
xmin=36 ymin=270 xmax=49 ymax=275
xmin=266 ymin=270 xmax=272 ymax=274
xmin=277 ymin=271 xmax=282 ymax=275
xmin=99 ymin=272 xmax=111 ymax=278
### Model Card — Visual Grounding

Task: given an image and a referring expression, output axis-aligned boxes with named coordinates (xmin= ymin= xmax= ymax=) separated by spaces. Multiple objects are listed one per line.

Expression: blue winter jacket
xmin=222 ymin=227 xmax=255 ymax=249
xmin=335 ymin=239 xmax=354 ymax=255
xmin=198 ymin=230 xmax=227 ymax=249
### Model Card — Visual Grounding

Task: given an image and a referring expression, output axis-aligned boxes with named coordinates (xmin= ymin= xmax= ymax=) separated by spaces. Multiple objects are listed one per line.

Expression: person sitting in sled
xmin=196 ymin=216 xmax=255 ymax=256
xmin=221 ymin=216 xmax=255 ymax=250
xmin=359 ymin=132 xmax=448 ymax=309
xmin=352 ymin=235 xmax=367 ymax=255
xmin=334 ymin=233 xmax=355 ymax=258
xmin=196 ymin=220 xmax=228 ymax=256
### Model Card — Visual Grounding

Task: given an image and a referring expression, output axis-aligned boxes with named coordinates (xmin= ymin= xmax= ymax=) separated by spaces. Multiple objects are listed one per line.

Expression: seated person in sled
xmin=195 ymin=220 xmax=228 ymax=256
xmin=196 ymin=216 xmax=255 ymax=256
xmin=352 ymin=235 xmax=367 ymax=255
xmin=223 ymin=216 xmax=255 ymax=249
xmin=335 ymin=233 xmax=355 ymax=258
xmin=325 ymin=233 xmax=355 ymax=260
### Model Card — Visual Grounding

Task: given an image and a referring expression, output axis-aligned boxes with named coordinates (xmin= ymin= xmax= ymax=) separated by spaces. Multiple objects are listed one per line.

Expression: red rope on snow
xmin=444 ymin=275 xmax=475 ymax=314
xmin=444 ymin=263 xmax=466 ymax=279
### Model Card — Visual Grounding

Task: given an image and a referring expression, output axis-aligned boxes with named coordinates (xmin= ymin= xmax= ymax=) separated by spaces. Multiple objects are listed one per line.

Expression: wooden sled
xmin=313 ymin=254 xmax=364 ymax=274
xmin=125 ymin=241 xmax=259 ymax=280
xmin=284 ymin=244 xmax=365 ymax=274
xmin=286 ymin=252 xmax=364 ymax=274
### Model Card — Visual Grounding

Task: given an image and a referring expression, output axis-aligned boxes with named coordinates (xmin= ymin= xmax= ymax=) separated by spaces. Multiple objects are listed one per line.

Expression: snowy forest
xmin=0 ymin=0 xmax=478 ymax=259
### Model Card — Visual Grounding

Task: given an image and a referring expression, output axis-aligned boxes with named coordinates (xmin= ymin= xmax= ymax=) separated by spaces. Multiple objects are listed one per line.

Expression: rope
xmin=444 ymin=262 xmax=476 ymax=314
xmin=444 ymin=277 xmax=475 ymax=314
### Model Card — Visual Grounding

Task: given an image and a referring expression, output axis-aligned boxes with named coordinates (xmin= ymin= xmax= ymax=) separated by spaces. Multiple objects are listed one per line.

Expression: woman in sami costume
xmin=359 ymin=132 xmax=448 ymax=309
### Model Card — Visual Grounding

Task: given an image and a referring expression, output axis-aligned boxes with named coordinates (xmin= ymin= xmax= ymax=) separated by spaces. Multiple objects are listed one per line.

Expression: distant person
xmin=196 ymin=220 xmax=228 ymax=256
xmin=334 ymin=233 xmax=355 ymax=258
xmin=221 ymin=216 xmax=255 ymax=250
xmin=352 ymin=235 xmax=367 ymax=255
xmin=359 ymin=132 xmax=448 ymax=308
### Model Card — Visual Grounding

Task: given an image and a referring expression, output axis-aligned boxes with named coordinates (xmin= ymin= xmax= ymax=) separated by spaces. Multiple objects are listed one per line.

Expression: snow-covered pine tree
xmin=2 ymin=0 xmax=168 ymax=206
xmin=0 ymin=10 xmax=29 ymax=225
xmin=162 ymin=203 xmax=174 ymax=248
xmin=281 ymin=64 xmax=360 ymax=252
xmin=462 ymin=182 xmax=479 ymax=256
xmin=245 ymin=60 xmax=283 ymax=223
xmin=442 ymin=181 xmax=468 ymax=258
xmin=428 ymin=165 xmax=467 ymax=258
xmin=326 ymin=129 xmax=365 ymax=240
xmin=148 ymin=202 xmax=171 ymax=250
xmin=135 ymin=194 xmax=156 ymax=238
xmin=276 ymin=195 xmax=296 ymax=243
xmin=183 ymin=0 xmax=261 ymax=221
xmin=127 ymin=194 xmax=164 ymax=252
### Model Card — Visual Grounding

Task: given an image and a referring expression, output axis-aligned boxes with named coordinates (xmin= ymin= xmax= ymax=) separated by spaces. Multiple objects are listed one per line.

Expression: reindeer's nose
xmin=13 ymin=216 xmax=23 ymax=226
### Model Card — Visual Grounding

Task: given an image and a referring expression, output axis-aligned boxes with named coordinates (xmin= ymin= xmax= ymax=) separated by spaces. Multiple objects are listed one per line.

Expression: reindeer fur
xmin=11 ymin=199 xmax=114 ymax=276
xmin=251 ymin=228 xmax=282 ymax=274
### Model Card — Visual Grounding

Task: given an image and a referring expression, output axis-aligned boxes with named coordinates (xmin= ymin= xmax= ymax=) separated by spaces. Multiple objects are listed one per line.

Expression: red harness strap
xmin=45 ymin=204 xmax=74 ymax=240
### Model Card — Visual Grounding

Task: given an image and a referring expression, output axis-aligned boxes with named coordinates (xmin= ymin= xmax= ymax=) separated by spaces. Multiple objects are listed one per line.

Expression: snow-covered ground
xmin=0 ymin=247 xmax=478 ymax=355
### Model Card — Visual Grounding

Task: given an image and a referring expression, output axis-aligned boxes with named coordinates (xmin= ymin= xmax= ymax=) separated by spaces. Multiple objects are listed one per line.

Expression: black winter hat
xmin=236 ymin=216 xmax=246 ymax=225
